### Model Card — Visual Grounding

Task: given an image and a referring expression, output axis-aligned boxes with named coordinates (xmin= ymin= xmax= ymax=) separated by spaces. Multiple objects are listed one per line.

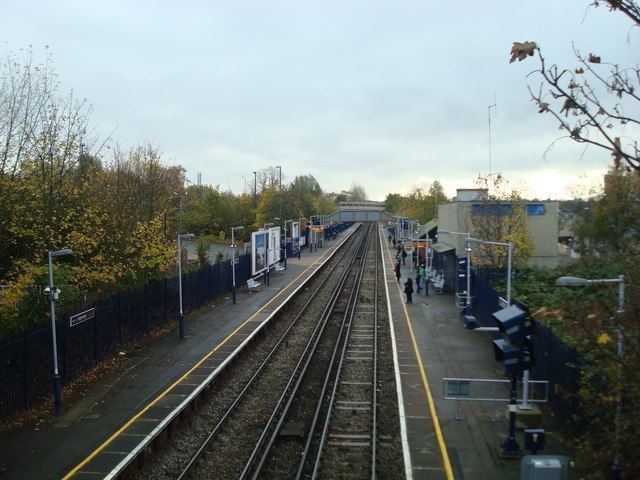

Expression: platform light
xmin=47 ymin=248 xmax=73 ymax=415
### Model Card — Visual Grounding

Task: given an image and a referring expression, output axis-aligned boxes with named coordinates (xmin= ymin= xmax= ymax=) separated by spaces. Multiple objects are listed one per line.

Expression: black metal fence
xmin=471 ymin=268 xmax=585 ymax=422
xmin=0 ymin=254 xmax=251 ymax=421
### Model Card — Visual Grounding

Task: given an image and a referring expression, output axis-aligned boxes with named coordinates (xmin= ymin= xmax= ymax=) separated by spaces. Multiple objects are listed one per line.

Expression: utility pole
xmin=277 ymin=166 xmax=282 ymax=231
xmin=253 ymin=171 xmax=257 ymax=208
xmin=488 ymin=95 xmax=497 ymax=176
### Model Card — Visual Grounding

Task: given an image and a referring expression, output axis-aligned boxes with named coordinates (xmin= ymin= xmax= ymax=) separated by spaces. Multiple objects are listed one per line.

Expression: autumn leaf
xmin=560 ymin=98 xmax=579 ymax=116
xmin=509 ymin=41 xmax=538 ymax=63
xmin=538 ymin=101 xmax=550 ymax=113
xmin=588 ymin=53 xmax=601 ymax=63
xmin=575 ymin=67 xmax=584 ymax=74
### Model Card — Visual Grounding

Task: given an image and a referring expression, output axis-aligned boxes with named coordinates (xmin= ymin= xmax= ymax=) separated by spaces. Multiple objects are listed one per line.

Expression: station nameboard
xmin=69 ymin=308 xmax=95 ymax=327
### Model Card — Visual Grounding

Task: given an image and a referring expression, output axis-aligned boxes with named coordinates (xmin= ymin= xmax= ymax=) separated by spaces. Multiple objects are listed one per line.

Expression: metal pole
xmin=179 ymin=195 xmax=183 ymax=234
xmin=506 ymin=242 xmax=512 ymax=305
xmin=415 ymin=223 xmax=420 ymax=272
xmin=466 ymin=237 xmax=472 ymax=315
xmin=48 ymin=252 xmax=62 ymax=415
xmin=501 ymin=374 xmax=522 ymax=456
xmin=178 ymin=235 xmax=184 ymax=338
xmin=277 ymin=166 xmax=282 ymax=233
xmin=232 ymin=228 xmax=237 ymax=304
xmin=253 ymin=171 xmax=257 ymax=208
xmin=612 ymin=274 xmax=625 ymax=479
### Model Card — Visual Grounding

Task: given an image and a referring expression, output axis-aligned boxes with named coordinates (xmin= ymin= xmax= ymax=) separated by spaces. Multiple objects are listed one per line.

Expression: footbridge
xmin=323 ymin=201 xmax=396 ymax=223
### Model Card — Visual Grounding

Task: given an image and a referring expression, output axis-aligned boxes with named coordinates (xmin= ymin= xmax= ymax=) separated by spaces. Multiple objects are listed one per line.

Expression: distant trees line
xmin=0 ymin=49 xmax=365 ymax=338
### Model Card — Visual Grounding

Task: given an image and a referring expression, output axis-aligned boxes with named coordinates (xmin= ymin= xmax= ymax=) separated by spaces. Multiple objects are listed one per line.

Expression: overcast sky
xmin=2 ymin=0 xmax=637 ymax=200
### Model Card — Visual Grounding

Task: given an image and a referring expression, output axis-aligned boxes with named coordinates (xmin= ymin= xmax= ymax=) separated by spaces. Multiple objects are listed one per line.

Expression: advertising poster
xmin=267 ymin=227 xmax=281 ymax=266
xmin=291 ymin=221 xmax=300 ymax=253
xmin=251 ymin=231 xmax=269 ymax=276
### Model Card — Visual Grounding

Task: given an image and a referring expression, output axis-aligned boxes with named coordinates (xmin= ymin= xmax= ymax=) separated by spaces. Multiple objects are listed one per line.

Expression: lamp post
xmin=276 ymin=166 xmax=282 ymax=233
xmin=253 ymin=171 xmax=257 ymax=208
xmin=556 ymin=274 xmax=625 ymax=478
xmin=231 ymin=226 xmax=244 ymax=304
xmin=177 ymin=233 xmax=195 ymax=339
xmin=47 ymin=248 xmax=73 ymax=415
xmin=413 ymin=223 xmax=419 ymax=271
xmin=173 ymin=192 xmax=184 ymax=233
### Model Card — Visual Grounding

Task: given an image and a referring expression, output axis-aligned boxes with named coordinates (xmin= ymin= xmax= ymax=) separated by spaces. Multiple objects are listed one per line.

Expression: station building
xmin=436 ymin=188 xmax=560 ymax=270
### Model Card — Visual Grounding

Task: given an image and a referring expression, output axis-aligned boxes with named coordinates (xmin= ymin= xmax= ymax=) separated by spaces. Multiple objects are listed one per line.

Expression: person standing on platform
xmin=404 ymin=277 xmax=414 ymax=303
xmin=418 ymin=265 xmax=427 ymax=294
xmin=388 ymin=234 xmax=392 ymax=245
xmin=393 ymin=238 xmax=397 ymax=248
xmin=415 ymin=269 xmax=422 ymax=293
xmin=394 ymin=262 xmax=401 ymax=283
xmin=401 ymin=246 xmax=407 ymax=266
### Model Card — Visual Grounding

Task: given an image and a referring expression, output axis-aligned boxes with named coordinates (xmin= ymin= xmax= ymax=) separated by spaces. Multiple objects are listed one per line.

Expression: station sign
xmin=69 ymin=308 xmax=95 ymax=327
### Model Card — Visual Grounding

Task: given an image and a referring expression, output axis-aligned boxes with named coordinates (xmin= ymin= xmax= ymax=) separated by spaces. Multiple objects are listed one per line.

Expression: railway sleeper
xmin=326 ymin=441 xmax=371 ymax=448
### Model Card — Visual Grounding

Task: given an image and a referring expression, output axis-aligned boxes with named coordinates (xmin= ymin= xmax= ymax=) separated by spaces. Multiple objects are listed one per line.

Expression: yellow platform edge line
xmin=62 ymin=254 xmax=326 ymax=480
xmin=383 ymin=236 xmax=454 ymax=480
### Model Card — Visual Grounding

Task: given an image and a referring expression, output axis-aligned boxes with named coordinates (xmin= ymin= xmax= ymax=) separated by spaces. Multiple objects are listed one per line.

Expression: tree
xmin=346 ymin=182 xmax=367 ymax=202
xmin=383 ymin=180 xmax=448 ymax=222
xmin=384 ymin=193 xmax=403 ymax=214
xmin=510 ymin=1 xmax=640 ymax=171
xmin=574 ymin=164 xmax=640 ymax=254
xmin=313 ymin=194 xmax=338 ymax=216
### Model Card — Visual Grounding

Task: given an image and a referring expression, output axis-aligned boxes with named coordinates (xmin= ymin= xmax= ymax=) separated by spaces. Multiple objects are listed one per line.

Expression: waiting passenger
xmin=404 ymin=277 xmax=414 ymax=304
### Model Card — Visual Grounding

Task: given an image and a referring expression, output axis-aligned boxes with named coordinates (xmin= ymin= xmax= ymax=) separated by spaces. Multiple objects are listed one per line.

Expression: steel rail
xmin=177 ymin=225 xmax=365 ymax=480
xmin=294 ymin=225 xmax=374 ymax=480
xmin=371 ymin=229 xmax=379 ymax=479
xmin=310 ymin=225 xmax=379 ymax=480
xmin=240 ymin=224 xmax=373 ymax=480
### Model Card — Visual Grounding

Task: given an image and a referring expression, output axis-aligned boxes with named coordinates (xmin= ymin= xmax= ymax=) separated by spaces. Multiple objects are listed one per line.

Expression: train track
xmin=232 ymin=224 xmax=381 ymax=480
xmin=131 ymin=223 xmax=404 ymax=480
xmin=309 ymin=222 xmax=379 ymax=479
xmin=163 ymin=224 xmax=370 ymax=479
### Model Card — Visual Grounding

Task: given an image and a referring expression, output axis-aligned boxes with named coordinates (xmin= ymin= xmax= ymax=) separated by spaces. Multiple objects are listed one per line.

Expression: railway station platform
xmin=380 ymin=226 xmax=569 ymax=480
xmin=0 ymin=223 xmax=570 ymax=480
xmin=0 ymin=228 xmax=357 ymax=480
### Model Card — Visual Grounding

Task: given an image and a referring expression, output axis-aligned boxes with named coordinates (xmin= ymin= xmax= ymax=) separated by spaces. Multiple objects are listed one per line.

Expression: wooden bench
xmin=247 ymin=278 xmax=261 ymax=292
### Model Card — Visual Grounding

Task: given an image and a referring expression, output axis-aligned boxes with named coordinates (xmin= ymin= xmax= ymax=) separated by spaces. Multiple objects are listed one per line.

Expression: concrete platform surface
xmin=384 ymin=229 xmax=571 ymax=480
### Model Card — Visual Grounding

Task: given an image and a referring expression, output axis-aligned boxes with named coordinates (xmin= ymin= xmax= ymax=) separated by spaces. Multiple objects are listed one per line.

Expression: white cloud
xmin=1 ymin=0 xmax=632 ymax=201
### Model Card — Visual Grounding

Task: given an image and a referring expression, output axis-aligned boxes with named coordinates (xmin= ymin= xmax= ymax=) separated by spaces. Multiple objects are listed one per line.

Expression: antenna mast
xmin=488 ymin=94 xmax=497 ymax=176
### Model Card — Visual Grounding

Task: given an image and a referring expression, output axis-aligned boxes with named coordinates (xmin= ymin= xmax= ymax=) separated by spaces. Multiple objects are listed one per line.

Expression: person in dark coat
xmin=401 ymin=246 xmax=408 ymax=266
xmin=394 ymin=262 xmax=401 ymax=283
xmin=404 ymin=277 xmax=414 ymax=303
xmin=415 ymin=269 xmax=422 ymax=293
